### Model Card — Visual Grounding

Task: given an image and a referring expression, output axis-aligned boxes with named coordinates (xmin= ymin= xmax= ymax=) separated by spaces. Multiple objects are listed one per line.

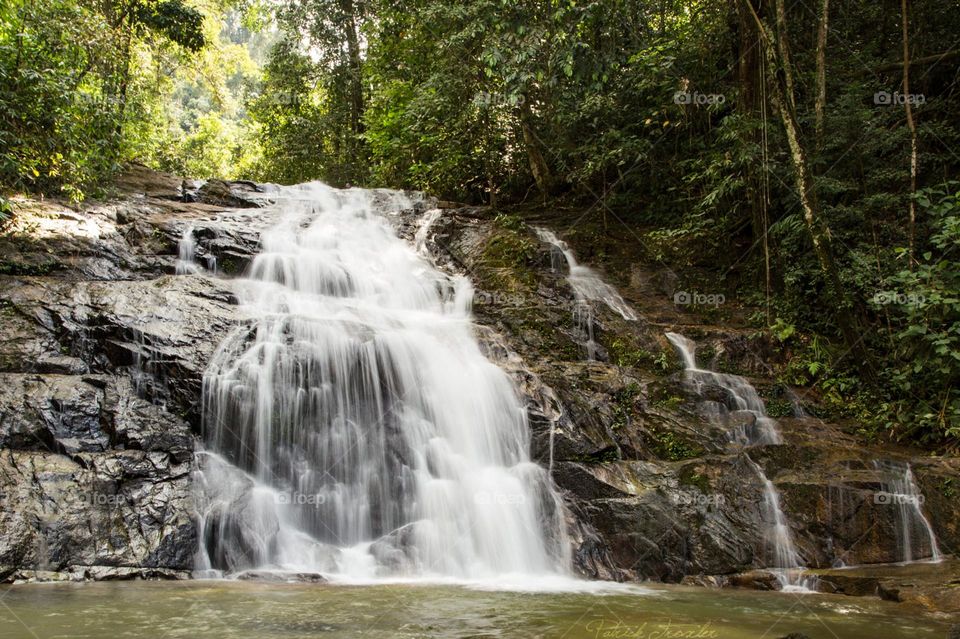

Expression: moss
xmin=647 ymin=428 xmax=702 ymax=461
xmin=715 ymin=355 xmax=747 ymax=375
xmin=653 ymin=395 xmax=685 ymax=412
xmin=696 ymin=344 xmax=717 ymax=364
xmin=606 ymin=336 xmax=655 ymax=368
xmin=611 ymin=383 xmax=642 ymax=432
xmin=493 ymin=212 xmax=526 ymax=232
xmin=573 ymin=446 xmax=621 ymax=463
xmin=678 ymin=467 xmax=710 ymax=493
xmin=218 ymin=257 xmax=240 ymax=275
xmin=941 ymin=478 xmax=956 ymax=500
xmin=478 ymin=227 xmax=538 ymax=292
xmin=0 ymin=260 xmax=60 ymax=276
xmin=512 ymin=313 xmax=582 ymax=361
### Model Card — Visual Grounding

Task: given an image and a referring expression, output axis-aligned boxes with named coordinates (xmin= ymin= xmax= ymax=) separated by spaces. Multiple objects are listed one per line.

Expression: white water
xmin=175 ymin=225 xmax=202 ymax=275
xmin=746 ymin=458 xmax=816 ymax=591
xmin=414 ymin=208 xmax=442 ymax=255
xmin=664 ymin=332 xmax=780 ymax=445
xmin=873 ymin=461 xmax=942 ymax=564
xmin=194 ymin=184 xmax=570 ymax=583
xmin=534 ymin=228 xmax=636 ymax=360
xmin=666 ymin=331 xmax=813 ymax=591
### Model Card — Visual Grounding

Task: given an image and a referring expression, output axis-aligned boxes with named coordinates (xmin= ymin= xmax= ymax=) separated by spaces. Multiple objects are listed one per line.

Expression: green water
xmin=0 ymin=581 xmax=951 ymax=639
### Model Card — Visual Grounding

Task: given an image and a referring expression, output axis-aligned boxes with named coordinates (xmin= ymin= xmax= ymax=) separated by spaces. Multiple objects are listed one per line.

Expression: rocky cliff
xmin=0 ymin=167 xmax=955 ymax=612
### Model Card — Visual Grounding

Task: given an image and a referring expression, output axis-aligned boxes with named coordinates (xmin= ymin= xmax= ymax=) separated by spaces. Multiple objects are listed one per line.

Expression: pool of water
xmin=0 ymin=580 xmax=953 ymax=638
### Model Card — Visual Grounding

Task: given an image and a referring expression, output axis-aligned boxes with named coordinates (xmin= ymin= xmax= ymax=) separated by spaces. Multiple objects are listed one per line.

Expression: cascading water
xmin=874 ymin=461 xmax=942 ymax=564
xmin=193 ymin=184 xmax=570 ymax=583
xmin=175 ymin=225 xmax=201 ymax=275
xmin=664 ymin=332 xmax=780 ymax=445
xmin=746 ymin=458 xmax=813 ymax=591
xmin=535 ymin=227 xmax=637 ymax=359
xmin=665 ymin=331 xmax=813 ymax=591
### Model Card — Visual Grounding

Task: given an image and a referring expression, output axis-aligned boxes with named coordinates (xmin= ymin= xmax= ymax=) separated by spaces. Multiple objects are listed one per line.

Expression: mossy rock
xmin=0 ymin=260 xmax=62 ymax=276
xmin=646 ymin=427 xmax=703 ymax=461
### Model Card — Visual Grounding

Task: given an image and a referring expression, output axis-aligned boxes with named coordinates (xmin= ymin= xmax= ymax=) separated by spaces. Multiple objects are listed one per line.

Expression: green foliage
xmin=2 ymin=0 xmax=957 ymax=449
xmin=647 ymin=428 xmax=702 ymax=462
xmin=611 ymin=383 xmax=641 ymax=432
xmin=0 ymin=195 xmax=12 ymax=225
xmin=880 ymin=186 xmax=960 ymax=439
xmin=0 ymin=0 xmax=211 ymax=200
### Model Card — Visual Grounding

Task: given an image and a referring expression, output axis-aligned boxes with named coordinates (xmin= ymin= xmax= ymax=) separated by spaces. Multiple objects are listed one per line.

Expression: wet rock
xmin=0 ymin=167 xmax=264 ymax=582
xmin=197 ymin=179 xmax=273 ymax=209
xmin=0 ymin=374 xmax=108 ymax=453
xmin=726 ymin=570 xmax=782 ymax=591
xmin=412 ymin=204 xmax=960 ymax=603
xmin=2 ymin=567 xmax=190 ymax=583
xmin=0 ymin=449 xmax=195 ymax=577
xmin=235 ymin=570 xmax=327 ymax=583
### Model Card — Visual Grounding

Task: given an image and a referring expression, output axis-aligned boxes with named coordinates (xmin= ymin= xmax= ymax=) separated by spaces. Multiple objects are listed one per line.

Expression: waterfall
xmin=193 ymin=184 xmax=569 ymax=582
xmin=746 ymin=458 xmax=815 ymax=591
xmin=534 ymin=228 xmax=636 ymax=360
xmin=666 ymin=331 xmax=814 ymax=591
xmin=873 ymin=461 xmax=942 ymax=564
xmin=414 ymin=208 xmax=442 ymax=255
xmin=175 ymin=225 xmax=202 ymax=275
xmin=664 ymin=332 xmax=780 ymax=445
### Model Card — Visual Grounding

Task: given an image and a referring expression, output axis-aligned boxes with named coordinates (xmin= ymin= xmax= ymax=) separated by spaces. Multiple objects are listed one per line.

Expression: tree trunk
xmin=340 ymin=0 xmax=366 ymax=177
xmin=901 ymin=0 xmax=918 ymax=266
xmin=742 ymin=0 xmax=871 ymax=366
xmin=814 ymin=0 xmax=829 ymax=146
xmin=773 ymin=0 xmax=796 ymax=114
xmin=520 ymin=100 xmax=554 ymax=196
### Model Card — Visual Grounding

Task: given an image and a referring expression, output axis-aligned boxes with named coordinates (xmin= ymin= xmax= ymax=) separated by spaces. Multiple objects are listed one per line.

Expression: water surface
xmin=0 ymin=581 xmax=950 ymax=638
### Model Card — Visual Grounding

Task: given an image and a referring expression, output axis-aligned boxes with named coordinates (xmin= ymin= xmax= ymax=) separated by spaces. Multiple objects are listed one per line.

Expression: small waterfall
xmin=534 ymin=228 xmax=636 ymax=359
xmin=666 ymin=331 xmax=813 ymax=591
xmin=175 ymin=225 xmax=202 ymax=275
xmin=746 ymin=458 xmax=815 ymax=591
xmin=664 ymin=332 xmax=780 ymax=445
xmin=414 ymin=208 xmax=442 ymax=255
xmin=196 ymin=184 xmax=570 ymax=582
xmin=873 ymin=461 xmax=942 ymax=564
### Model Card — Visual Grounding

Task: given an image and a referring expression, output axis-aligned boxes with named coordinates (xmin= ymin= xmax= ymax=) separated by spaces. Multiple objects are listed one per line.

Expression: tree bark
xmin=901 ymin=0 xmax=918 ymax=267
xmin=742 ymin=0 xmax=871 ymax=366
xmin=814 ymin=0 xmax=829 ymax=146
xmin=339 ymin=0 xmax=365 ymax=150
xmin=520 ymin=100 xmax=554 ymax=196
xmin=773 ymin=0 xmax=796 ymax=114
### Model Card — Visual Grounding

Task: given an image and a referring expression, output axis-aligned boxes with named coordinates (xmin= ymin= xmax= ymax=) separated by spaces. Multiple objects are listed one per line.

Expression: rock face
xmin=402 ymin=205 xmax=960 ymax=596
xmin=0 ymin=167 xmax=956 ymax=608
xmin=0 ymin=169 xmax=264 ymax=581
